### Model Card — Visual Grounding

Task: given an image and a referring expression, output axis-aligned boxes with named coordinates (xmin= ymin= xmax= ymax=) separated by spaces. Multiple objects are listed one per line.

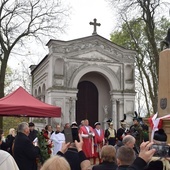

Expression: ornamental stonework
xmin=51 ymin=38 xmax=135 ymax=63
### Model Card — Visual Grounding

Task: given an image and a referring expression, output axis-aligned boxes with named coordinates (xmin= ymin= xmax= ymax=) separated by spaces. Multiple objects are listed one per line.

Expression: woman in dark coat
xmin=5 ymin=128 xmax=16 ymax=155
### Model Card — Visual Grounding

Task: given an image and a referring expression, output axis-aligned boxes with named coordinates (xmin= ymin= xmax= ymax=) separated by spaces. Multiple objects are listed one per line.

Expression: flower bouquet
xmin=37 ymin=129 xmax=52 ymax=165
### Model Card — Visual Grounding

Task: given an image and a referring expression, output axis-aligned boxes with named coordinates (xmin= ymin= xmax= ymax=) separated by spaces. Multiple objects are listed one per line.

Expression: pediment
xmin=48 ymin=35 xmax=136 ymax=63
xmin=69 ymin=51 xmax=119 ymax=62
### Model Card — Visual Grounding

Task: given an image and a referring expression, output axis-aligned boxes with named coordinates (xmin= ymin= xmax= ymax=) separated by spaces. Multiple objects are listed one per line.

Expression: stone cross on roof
xmin=89 ymin=18 xmax=101 ymax=35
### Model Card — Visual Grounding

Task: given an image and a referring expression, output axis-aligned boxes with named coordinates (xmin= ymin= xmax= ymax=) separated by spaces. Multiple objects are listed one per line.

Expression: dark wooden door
xmin=76 ymin=81 xmax=98 ymax=126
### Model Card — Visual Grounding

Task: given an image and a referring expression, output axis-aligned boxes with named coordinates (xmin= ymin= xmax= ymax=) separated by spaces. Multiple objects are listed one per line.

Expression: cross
xmin=89 ymin=18 xmax=101 ymax=35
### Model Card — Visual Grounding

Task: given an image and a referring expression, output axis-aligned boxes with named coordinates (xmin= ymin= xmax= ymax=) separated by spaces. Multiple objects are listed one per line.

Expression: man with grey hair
xmin=13 ymin=122 xmax=40 ymax=170
xmin=115 ymin=135 xmax=138 ymax=156
xmin=122 ymin=135 xmax=136 ymax=148
xmin=123 ymin=135 xmax=139 ymax=156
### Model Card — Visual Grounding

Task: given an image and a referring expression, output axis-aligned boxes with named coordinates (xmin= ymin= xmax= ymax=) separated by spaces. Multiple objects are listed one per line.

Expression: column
xmin=111 ymin=97 xmax=117 ymax=130
xmin=118 ymin=100 xmax=124 ymax=127
xmin=69 ymin=97 xmax=77 ymax=123
xmin=65 ymin=98 xmax=70 ymax=124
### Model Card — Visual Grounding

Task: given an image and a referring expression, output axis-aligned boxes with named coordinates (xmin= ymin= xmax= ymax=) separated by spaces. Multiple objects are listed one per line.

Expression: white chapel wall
xmin=31 ymin=35 xmax=136 ymax=130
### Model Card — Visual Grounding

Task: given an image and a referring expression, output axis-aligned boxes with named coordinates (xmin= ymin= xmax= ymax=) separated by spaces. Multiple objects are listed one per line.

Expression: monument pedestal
xmin=156 ymin=49 xmax=170 ymax=144
xmin=158 ymin=49 xmax=170 ymax=116
xmin=161 ymin=119 xmax=170 ymax=143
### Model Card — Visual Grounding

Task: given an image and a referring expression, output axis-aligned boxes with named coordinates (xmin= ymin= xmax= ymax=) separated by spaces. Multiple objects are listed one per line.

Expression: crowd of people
xmin=0 ymin=116 xmax=170 ymax=170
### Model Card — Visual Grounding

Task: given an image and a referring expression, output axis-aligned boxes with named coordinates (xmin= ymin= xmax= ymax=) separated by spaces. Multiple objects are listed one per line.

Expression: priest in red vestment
xmin=93 ymin=122 xmax=105 ymax=165
xmin=79 ymin=119 xmax=95 ymax=159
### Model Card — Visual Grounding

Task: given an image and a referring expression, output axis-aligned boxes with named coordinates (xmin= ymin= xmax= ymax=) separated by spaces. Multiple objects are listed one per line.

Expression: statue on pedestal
xmin=103 ymin=105 xmax=109 ymax=130
xmin=103 ymin=105 xmax=109 ymax=118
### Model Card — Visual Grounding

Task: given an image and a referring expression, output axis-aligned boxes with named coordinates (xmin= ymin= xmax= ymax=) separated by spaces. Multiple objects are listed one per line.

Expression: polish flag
xmin=148 ymin=113 xmax=170 ymax=141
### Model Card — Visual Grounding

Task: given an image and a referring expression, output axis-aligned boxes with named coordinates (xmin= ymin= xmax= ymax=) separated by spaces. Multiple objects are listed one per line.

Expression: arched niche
xmin=42 ymin=84 xmax=46 ymax=102
xmin=37 ymin=86 xmax=41 ymax=100
xmin=42 ymin=84 xmax=46 ymax=95
xmin=38 ymin=86 xmax=41 ymax=96
xmin=34 ymin=89 xmax=37 ymax=97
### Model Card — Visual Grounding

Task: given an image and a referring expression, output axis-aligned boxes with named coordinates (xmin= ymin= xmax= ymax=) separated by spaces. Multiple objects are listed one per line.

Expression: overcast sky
xmin=60 ymin=0 xmax=116 ymax=40
xmin=8 ymin=0 xmax=170 ymax=69
xmin=8 ymin=0 xmax=116 ymax=69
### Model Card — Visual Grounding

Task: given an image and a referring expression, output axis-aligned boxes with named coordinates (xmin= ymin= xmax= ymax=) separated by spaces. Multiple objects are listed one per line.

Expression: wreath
xmin=37 ymin=129 xmax=52 ymax=164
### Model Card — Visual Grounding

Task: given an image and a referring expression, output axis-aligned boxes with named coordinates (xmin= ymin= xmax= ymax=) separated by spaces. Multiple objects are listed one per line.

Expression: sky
xmin=61 ymin=0 xmax=116 ymax=40
xmin=8 ymin=0 xmax=116 ymax=69
xmin=62 ymin=0 xmax=169 ymax=41
xmin=7 ymin=0 xmax=170 ymax=69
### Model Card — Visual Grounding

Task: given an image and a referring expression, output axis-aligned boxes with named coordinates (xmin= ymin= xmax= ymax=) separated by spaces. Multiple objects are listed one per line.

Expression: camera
xmin=150 ymin=144 xmax=169 ymax=157
xmin=64 ymin=127 xmax=80 ymax=143
xmin=64 ymin=128 xmax=73 ymax=143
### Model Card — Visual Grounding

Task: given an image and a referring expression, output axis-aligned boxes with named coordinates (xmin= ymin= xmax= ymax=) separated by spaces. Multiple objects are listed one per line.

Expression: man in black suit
xmin=13 ymin=122 xmax=40 ymax=170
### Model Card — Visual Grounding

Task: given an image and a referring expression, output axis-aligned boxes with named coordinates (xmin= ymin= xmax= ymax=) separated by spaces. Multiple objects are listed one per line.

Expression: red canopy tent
xmin=0 ymin=86 xmax=61 ymax=117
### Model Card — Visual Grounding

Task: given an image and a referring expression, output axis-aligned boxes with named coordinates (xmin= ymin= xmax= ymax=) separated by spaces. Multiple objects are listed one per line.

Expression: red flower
xmin=48 ymin=143 xmax=53 ymax=148
xmin=43 ymin=133 xmax=49 ymax=139
xmin=48 ymin=149 xmax=52 ymax=154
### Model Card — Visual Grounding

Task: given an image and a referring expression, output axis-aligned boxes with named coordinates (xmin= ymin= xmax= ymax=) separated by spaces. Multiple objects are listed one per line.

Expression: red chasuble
xmin=79 ymin=125 xmax=95 ymax=158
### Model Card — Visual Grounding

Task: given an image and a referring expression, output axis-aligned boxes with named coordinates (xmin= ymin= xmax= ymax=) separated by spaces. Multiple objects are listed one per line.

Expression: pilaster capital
xmin=111 ymin=98 xmax=117 ymax=104
xmin=69 ymin=97 xmax=77 ymax=101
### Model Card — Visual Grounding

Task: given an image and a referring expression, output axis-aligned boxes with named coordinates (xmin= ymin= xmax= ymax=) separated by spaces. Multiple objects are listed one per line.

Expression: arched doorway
xmin=76 ymin=81 xmax=98 ymax=126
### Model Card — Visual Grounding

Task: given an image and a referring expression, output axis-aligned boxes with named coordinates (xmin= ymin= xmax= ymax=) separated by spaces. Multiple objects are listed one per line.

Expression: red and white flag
xmin=148 ymin=113 xmax=170 ymax=141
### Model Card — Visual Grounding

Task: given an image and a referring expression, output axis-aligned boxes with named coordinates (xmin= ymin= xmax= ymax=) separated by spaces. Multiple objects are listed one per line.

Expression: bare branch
xmin=0 ymin=0 xmax=70 ymax=97
xmin=109 ymin=0 xmax=170 ymax=115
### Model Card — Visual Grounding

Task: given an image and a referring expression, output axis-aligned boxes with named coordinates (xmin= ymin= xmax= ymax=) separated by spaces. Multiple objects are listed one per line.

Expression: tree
xmin=4 ymin=61 xmax=31 ymax=94
xmin=0 ymin=0 xmax=70 ymax=127
xmin=109 ymin=0 xmax=170 ymax=116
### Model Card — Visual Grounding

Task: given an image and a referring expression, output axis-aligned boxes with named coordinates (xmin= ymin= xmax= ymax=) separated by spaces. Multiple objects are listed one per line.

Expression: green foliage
xmin=37 ymin=130 xmax=51 ymax=164
xmin=110 ymin=16 xmax=170 ymax=115
xmin=3 ymin=117 xmax=29 ymax=136
xmin=111 ymin=18 xmax=145 ymax=50
xmin=111 ymin=17 xmax=170 ymax=51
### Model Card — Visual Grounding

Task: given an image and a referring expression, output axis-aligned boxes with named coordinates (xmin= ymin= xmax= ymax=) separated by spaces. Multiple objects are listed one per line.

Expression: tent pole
xmin=0 ymin=117 xmax=3 ymax=129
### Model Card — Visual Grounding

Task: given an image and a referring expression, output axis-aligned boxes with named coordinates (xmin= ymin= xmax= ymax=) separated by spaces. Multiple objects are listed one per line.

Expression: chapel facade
xmin=30 ymin=34 xmax=136 ymax=130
